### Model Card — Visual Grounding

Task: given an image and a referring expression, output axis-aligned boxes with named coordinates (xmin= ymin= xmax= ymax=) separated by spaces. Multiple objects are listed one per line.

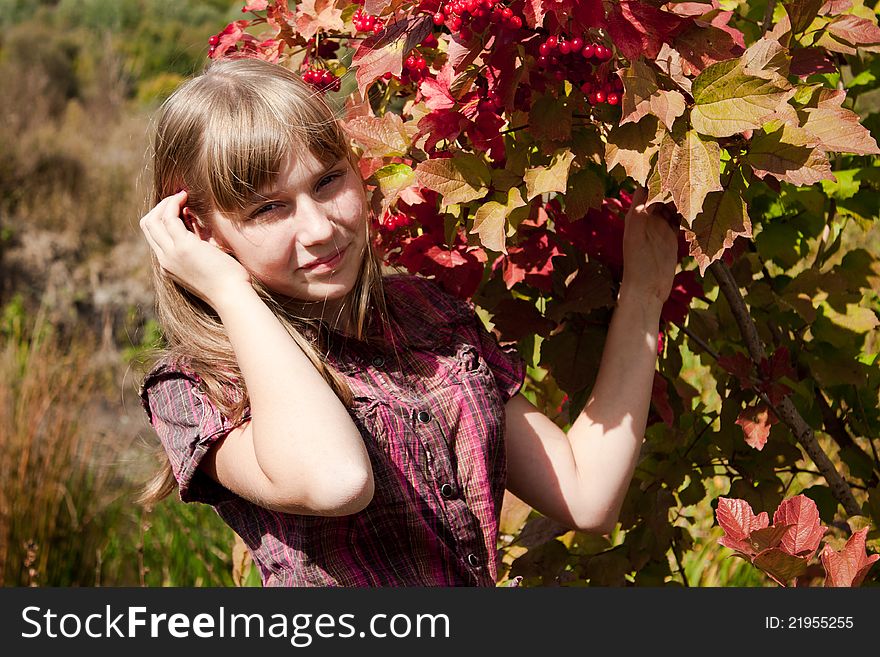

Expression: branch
xmin=762 ymin=0 xmax=777 ymax=34
xmin=708 ymin=259 xmax=862 ymax=516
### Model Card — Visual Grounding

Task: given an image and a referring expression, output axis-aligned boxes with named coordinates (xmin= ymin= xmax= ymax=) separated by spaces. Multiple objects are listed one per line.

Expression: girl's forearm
xmin=212 ymin=284 xmax=372 ymax=492
xmin=565 ymin=285 xmax=663 ymax=531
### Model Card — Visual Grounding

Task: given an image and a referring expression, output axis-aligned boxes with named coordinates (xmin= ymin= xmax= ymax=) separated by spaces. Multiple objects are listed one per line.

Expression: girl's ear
xmin=183 ymin=207 xmax=218 ymax=245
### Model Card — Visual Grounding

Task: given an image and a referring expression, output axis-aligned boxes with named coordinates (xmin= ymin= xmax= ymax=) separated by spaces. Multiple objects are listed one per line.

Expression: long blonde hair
xmin=139 ymin=57 xmax=391 ymax=506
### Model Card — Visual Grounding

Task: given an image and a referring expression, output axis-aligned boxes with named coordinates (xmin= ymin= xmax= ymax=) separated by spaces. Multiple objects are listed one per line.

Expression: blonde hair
xmin=139 ymin=57 xmax=391 ymax=506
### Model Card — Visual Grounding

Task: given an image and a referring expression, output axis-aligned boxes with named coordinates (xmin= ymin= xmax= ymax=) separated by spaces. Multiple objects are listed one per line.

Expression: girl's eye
xmin=317 ymin=171 xmax=343 ymax=190
xmin=252 ymin=202 xmax=283 ymax=218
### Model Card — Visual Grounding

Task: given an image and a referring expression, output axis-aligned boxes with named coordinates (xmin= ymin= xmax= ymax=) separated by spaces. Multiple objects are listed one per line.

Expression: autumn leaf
xmin=821 ymin=527 xmax=880 ymax=587
xmin=345 ymin=112 xmax=414 ymax=158
xmin=752 ymin=548 xmax=809 ymax=586
xmin=294 ymin=0 xmax=344 ymax=41
xmin=799 ymin=106 xmax=880 ymax=156
xmin=655 ymin=125 xmax=723 ymax=224
xmin=604 ymin=0 xmax=691 ymax=61
xmin=782 ymin=0 xmax=824 ymax=34
xmin=470 ymin=187 xmax=525 ymax=254
xmin=351 ymin=13 xmax=432 ymax=97
xmin=415 ymin=155 xmax=491 ymax=205
xmin=716 ymin=497 xmax=770 ymax=542
xmin=735 ymin=402 xmax=777 ymax=451
xmin=524 ymin=149 xmax=576 ymax=200
xmin=374 ymin=163 xmax=415 ymax=209
xmin=691 ymin=58 xmax=795 ymax=138
xmin=824 ymin=14 xmax=880 ymax=50
xmin=747 ymin=122 xmax=835 ymax=186
xmin=773 ymin=494 xmax=826 ymax=558
xmin=606 ymin=116 xmax=662 ymax=186
xmin=619 ymin=59 xmax=685 ymax=130
xmin=684 ymin=181 xmax=752 ymax=275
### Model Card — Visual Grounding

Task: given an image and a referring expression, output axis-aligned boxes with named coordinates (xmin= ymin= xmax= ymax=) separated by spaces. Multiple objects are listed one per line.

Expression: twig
xmin=708 ymin=259 xmax=861 ymax=516
xmin=673 ymin=321 xmax=722 ymax=362
xmin=762 ymin=0 xmax=777 ymax=34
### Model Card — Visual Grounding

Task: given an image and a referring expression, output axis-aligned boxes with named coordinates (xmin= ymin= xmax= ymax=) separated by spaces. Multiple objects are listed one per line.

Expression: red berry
xmin=208 ymin=35 xmax=219 ymax=46
xmin=502 ymin=7 xmax=513 ymax=19
xmin=581 ymin=43 xmax=595 ymax=58
xmin=606 ymin=92 xmax=620 ymax=105
xmin=559 ymin=40 xmax=571 ymax=55
xmin=508 ymin=15 xmax=521 ymax=28
xmin=594 ymin=90 xmax=606 ymax=103
xmin=546 ymin=35 xmax=558 ymax=49
xmin=570 ymin=37 xmax=582 ymax=51
xmin=539 ymin=43 xmax=551 ymax=56
xmin=433 ymin=12 xmax=445 ymax=24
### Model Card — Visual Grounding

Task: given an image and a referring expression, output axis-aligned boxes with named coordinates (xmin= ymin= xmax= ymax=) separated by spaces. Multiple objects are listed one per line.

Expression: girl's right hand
xmin=140 ymin=190 xmax=251 ymax=305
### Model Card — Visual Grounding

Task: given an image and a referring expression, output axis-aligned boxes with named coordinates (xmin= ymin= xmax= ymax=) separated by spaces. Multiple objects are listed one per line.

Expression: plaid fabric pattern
xmin=140 ymin=273 xmax=526 ymax=587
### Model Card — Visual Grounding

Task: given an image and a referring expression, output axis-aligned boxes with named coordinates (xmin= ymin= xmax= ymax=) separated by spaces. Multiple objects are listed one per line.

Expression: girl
xmin=139 ymin=56 xmax=679 ymax=587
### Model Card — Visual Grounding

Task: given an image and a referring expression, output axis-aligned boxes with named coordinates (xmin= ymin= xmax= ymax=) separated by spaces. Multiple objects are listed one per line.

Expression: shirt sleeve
xmin=472 ymin=315 xmax=527 ymax=403
xmin=140 ymin=365 xmax=248 ymax=504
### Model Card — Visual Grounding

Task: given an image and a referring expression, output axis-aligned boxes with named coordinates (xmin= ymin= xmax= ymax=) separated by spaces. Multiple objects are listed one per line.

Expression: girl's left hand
xmin=620 ymin=187 xmax=680 ymax=307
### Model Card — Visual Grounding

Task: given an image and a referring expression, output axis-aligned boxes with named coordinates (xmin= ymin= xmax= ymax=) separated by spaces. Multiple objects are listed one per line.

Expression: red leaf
xmin=773 ymin=494 xmax=826 ymax=558
xmin=417 ymin=110 xmax=466 ymax=153
xmin=821 ymin=528 xmax=880 ymax=587
xmin=660 ymin=270 xmax=707 ymax=325
xmin=736 ymin=402 xmax=777 ymax=450
xmin=494 ymin=228 xmax=563 ymax=292
xmin=605 ymin=0 xmax=692 ymax=61
xmin=419 ymin=64 xmax=456 ymax=111
xmin=651 ymin=372 xmax=675 ymax=427
xmin=718 ymin=352 xmax=754 ymax=389
xmin=352 ymin=14 xmax=432 ymax=97
xmin=790 ymin=47 xmax=837 ymax=77
xmin=716 ymin=497 xmax=769 ymax=541
xmin=752 ymin=547 xmax=809 ymax=586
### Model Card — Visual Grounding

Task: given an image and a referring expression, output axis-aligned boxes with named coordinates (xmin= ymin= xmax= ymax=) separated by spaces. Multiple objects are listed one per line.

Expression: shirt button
xmin=440 ymin=483 xmax=456 ymax=499
xmin=371 ymin=355 xmax=385 ymax=367
xmin=417 ymin=410 xmax=431 ymax=423
xmin=466 ymin=553 xmax=481 ymax=568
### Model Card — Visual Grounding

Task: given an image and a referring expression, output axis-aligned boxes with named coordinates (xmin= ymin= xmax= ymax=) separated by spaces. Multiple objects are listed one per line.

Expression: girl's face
xmin=202 ymin=150 xmax=368 ymax=326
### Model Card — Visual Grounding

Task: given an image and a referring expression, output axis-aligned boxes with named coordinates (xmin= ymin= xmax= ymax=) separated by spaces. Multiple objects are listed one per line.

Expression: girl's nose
xmin=297 ymin=200 xmax=336 ymax=245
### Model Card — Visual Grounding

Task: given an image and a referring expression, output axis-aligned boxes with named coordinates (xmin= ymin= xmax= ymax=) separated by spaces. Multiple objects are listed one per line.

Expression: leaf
xmin=825 ymin=14 xmax=880 ymax=48
xmin=540 ymin=324 xmax=605 ymax=392
xmin=619 ymin=59 xmax=685 ymax=130
xmin=293 ymin=0 xmax=344 ymax=40
xmin=782 ymin=0 xmax=824 ymax=34
xmin=735 ymin=402 xmax=777 ymax=451
xmin=470 ymin=187 xmax=525 ymax=254
xmin=529 ymin=94 xmax=573 ymax=143
xmin=374 ymin=163 xmax=415 ymax=208
xmin=821 ymin=527 xmax=880 ymax=587
xmin=741 ymin=38 xmax=792 ymax=83
xmin=564 ymin=169 xmax=604 ymax=218
xmin=345 ymin=112 xmax=413 ymax=158
xmin=773 ymin=494 xmax=826 ymax=558
xmin=752 ymin=548 xmax=809 ymax=586
xmin=606 ymin=116 xmax=662 ymax=186
xmin=800 ymin=106 xmax=880 ymax=156
xmin=749 ymin=524 xmax=794 ymax=553
xmin=684 ymin=183 xmax=752 ymax=275
xmin=747 ymin=122 xmax=836 ymax=186
xmin=716 ymin=497 xmax=770 ymax=541
xmin=524 ymin=149 xmax=576 ymax=200
xmin=691 ymin=58 xmax=795 ymax=138
xmin=352 ymin=14 xmax=432 ymax=97
xmin=604 ymin=0 xmax=692 ymax=61
xmin=656 ymin=125 xmax=723 ymax=224
xmin=675 ymin=21 xmax=745 ymax=76
xmin=414 ymin=155 xmax=491 ymax=205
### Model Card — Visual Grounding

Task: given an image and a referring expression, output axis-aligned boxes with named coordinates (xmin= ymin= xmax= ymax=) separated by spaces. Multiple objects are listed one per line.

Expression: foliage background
xmin=0 ymin=0 xmax=877 ymax=587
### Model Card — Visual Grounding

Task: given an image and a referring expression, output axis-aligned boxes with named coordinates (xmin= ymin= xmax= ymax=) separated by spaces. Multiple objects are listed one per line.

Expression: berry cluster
xmin=381 ymin=211 xmax=412 ymax=231
xmin=302 ymin=68 xmax=341 ymax=93
xmin=352 ymin=9 xmax=384 ymax=34
xmin=432 ymin=0 xmax=522 ymax=38
xmin=532 ymin=33 xmax=621 ymax=106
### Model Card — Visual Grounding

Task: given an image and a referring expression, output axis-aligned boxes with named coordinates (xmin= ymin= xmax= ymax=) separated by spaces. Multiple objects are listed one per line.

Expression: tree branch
xmin=708 ymin=259 xmax=862 ymax=516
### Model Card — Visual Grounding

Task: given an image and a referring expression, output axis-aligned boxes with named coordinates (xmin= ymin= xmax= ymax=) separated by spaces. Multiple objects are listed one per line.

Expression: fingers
xmin=140 ymin=191 xmax=188 ymax=254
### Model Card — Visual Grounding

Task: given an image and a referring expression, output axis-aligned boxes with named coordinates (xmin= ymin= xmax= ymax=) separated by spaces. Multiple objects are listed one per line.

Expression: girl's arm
xmin=503 ymin=188 xmax=678 ymax=533
xmin=141 ymin=192 xmax=373 ymax=516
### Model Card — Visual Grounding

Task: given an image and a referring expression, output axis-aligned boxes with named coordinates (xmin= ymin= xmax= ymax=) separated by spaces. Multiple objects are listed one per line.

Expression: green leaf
xmin=656 ymin=124 xmax=723 ymax=224
xmin=684 ymin=181 xmax=752 ymax=275
xmin=470 ymin=187 xmax=525 ymax=254
xmin=746 ymin=122 xmax=835 ymax=186
xmin=606 ymin=116 xmax=662 ymax=186
xmin=529 ymin=94 xmax=573 ymax=143
xmin=374 ymin=163 xmax=415 ymax=207
xmin=564 ymin=169 xmax=604 ymax=218
xmin=415 ymin=154 xmax=491 ymax=205
xmin=819 ymin=169 xmax=860 ymax=201
xmin=691 ymin=58 xmax=794 ymax=138
xmin=524 ymin=149 xmax=576 ymax=200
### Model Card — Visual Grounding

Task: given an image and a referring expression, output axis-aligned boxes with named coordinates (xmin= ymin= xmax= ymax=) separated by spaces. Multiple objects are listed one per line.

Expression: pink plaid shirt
xmin=140 ymin=273 xmax=526 ymax=586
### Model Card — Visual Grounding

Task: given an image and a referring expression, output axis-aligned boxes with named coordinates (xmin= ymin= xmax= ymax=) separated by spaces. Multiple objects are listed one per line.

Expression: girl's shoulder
xmin=380 ymin=273 xmax=477 ymax=348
